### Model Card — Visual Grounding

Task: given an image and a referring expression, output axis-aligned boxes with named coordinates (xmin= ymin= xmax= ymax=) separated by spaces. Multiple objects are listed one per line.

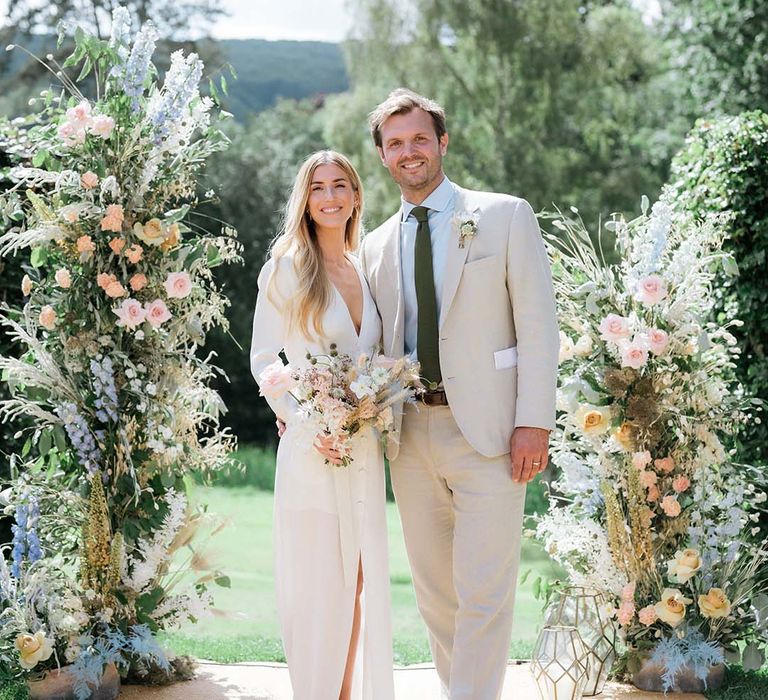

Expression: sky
xmin=1 ymin=0 xmax=659 ymax=42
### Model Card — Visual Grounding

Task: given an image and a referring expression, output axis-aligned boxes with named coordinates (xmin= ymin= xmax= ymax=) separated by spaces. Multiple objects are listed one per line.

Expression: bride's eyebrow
xmin=310 ymin=178 xmax=349 ymax=185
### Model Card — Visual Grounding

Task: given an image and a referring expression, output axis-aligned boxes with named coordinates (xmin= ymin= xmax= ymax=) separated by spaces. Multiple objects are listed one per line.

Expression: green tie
xmin=412 ymin=205 xmax=442 ymax=389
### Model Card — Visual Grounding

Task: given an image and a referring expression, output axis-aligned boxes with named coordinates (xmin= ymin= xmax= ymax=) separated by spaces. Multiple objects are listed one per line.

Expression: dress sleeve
xmin=250 ymin=257 xmax=299 ymax=423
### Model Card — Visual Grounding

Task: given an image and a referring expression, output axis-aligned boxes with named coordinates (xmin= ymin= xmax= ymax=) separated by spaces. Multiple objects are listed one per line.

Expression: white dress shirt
xmin=400 ymin=176 xmax=456 ymax=359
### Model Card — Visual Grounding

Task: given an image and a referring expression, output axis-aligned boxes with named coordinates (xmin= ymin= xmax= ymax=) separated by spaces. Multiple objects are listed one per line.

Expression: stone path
xmin=119 ymin=661 xmax=705 ymax=699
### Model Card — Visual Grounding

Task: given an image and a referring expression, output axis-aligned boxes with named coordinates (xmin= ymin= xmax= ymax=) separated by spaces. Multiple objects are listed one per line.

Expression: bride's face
xmin=307 ymin=163 xmax=357 ymax=233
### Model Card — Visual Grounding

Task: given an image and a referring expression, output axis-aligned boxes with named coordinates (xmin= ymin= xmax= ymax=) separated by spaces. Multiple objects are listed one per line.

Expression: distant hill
xmin=216 ymin=39 xmax=349 ymax=121
xmin=0 ymin=35 xmax=349 ymax=121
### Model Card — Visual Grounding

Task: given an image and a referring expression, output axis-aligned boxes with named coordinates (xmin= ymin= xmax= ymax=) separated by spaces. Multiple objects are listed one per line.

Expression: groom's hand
xmin=510 ymin=427 xmax=550 ymax=483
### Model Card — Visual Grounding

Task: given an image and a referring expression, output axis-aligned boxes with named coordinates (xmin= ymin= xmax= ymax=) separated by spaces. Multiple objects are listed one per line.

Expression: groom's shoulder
xmin=457 ymin=184 xmax=526 ymax=214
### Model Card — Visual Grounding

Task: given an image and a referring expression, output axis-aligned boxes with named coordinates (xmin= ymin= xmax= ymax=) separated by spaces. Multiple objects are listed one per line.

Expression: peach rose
xmin=100 ymin=204 xmax=124 ymax=233
xmin=632 ymin=451 xmax=652 ymax=470
xmin=163 ymin=271 xmax=192 ymax=299
xmin=647 ymin=484 xmax=660 ymax=503
xmin=81 ymin=171 xmax=99 ymax=189
xmin=662 ymin=495 xmax=682 ymax=517
xmin=638 ymin=605 xmax=658 ymax=626
xmin=699 ymin=588 xmax=731 ymax=619
xmin=639 ymin=470 xmax=658 ymax=488
xmin=672 ymin=475 xmax=690 ymax=493
xmin=125 ymin=244 xmax=144 ymax=264
xmin=105 ymin=280 xmax=126 ymax=298
xmin=655 ymin=456 xmax=675 ymax=473
xmin=109 ymin=237 xmax=126 ymax=254
xmin=55 ymin=268 xmax=72 ymax=289
xmin=39 ymin=305 xmax=56 ymax=330
xmin=654 ymin=588 xmax=691 ymax=628
xmin=76 ymin=235 xmax=95 ymax=255
xmin=617 ymin=600 xmax=635 ymax=626
xmin=635 ymin=275 xmax=668 ymax=306
xmin=21 ymin=274 xmax=33 ymax=296
xmin=129 ymin=273 xmax=148 ymax=292
xmin=15 ymin=631 xmax=54 ymax=670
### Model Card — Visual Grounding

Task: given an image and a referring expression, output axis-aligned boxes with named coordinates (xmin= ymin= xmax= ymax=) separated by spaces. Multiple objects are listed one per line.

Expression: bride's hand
xmin=313 ymin=433 xmax=346 ymax=465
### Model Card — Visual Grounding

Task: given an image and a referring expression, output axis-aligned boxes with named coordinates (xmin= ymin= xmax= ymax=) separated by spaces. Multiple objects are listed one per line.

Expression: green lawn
xmin=163 ymin=485 xmax=564 ymax=664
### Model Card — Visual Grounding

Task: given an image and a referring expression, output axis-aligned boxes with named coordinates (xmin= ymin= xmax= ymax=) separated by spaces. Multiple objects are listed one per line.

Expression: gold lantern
xmin=531 ymin=625 xmax=591 ymax=700
xmin=545 ymin=586 xmax=618 ymax=696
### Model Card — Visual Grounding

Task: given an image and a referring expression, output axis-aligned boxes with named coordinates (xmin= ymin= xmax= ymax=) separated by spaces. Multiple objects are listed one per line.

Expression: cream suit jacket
xmin=359 ymin=183 xmax=559 ymax=460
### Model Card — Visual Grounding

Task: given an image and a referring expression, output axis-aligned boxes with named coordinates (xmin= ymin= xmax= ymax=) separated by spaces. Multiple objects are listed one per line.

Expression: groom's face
xmin=377 ymin=108 xmax=448 ymax=199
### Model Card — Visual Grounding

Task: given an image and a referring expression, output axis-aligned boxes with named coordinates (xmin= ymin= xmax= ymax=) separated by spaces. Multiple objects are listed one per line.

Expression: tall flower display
xmin=536 ymin=198 xmax=768 ymax=688
xmin=0 ymin=8 xmax=239 ymax=692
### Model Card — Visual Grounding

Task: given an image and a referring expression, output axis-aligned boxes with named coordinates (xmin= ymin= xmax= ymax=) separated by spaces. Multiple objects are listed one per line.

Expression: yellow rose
xmin=654 ymin=588 xmax=692 ymax=628
xmin=699 ymin=588 xmax=731 ymax=619
xmin=666 ymin=548 xmax=702 ymax=584
xmin=134 ymin=218 xmax=166 ymax=246
xmin=15 ymin=631 xmax=54 ymax=670
xmin=575 ymin=405 xmax=611 ymax=435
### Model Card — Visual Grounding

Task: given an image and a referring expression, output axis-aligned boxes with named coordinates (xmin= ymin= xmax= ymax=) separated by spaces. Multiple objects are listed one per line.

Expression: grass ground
xmin=163 ymin=485 xmax=561 ymax=665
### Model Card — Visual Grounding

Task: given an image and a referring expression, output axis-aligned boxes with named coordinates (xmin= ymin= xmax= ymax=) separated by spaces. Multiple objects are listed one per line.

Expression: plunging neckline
xmin=330 ymin=253 xmax=366 ymax=340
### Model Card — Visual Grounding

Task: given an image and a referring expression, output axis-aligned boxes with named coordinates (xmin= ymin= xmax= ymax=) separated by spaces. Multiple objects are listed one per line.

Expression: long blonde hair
xmin=268 ymin=150 xmax=364 ymax=340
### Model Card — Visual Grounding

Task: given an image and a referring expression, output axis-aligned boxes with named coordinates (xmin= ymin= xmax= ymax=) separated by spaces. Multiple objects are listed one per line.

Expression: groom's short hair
xmin=369 ymin=88 xmax=446 ymax=147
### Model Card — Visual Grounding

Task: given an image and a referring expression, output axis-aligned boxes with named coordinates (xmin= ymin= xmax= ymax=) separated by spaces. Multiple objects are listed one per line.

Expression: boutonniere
xmin=454 ymin=209 xmax=480 ymax=249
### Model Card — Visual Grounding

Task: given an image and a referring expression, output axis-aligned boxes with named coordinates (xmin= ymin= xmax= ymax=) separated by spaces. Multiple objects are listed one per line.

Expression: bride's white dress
xmin=250 ymin=252 xmax=394 ymax=700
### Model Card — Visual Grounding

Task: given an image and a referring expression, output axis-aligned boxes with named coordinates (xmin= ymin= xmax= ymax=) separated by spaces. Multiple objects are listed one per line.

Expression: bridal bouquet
xmin=535 ymin=197 xmax=768 ymax=688
xmin=259 ymin=345 xmax=422 ymax=465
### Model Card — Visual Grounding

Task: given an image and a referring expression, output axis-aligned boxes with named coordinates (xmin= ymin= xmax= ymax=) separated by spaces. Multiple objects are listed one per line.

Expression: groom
xmin=359 ymin=89 xmax=559 ymax=700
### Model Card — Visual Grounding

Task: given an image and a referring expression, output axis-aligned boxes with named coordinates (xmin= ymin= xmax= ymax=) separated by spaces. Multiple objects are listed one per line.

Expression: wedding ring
xmin=532 ymin=461 xmax=541 ymax=466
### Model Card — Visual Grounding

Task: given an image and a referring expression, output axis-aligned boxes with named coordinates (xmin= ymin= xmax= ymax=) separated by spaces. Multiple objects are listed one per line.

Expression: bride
xmin=250 ymin=151 xmax=395 ymax=699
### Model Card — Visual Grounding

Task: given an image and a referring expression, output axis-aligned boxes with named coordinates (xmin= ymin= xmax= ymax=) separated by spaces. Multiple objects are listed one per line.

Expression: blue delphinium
xmin=91 ymin=355 xmax=119 ymax=423
xmin=650 ymin=629 xmax=724 ymax=693
xmin=148 ymin=50 xmax=203 ymax=142
xmin=56 ymin=402 xmax=102 ymax=475
xmin=122 ymin=22 xmax=159 ymax=108
xmin=10 ymin=495 xmax=42 ymax=578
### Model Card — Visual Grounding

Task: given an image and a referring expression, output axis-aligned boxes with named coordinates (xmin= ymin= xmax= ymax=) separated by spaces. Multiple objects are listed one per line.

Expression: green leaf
xmin=77 ymin=56 xmax=93 ymax=82
xmin=207 ymin=246 xmax=222 ymax=267
xmin=221 ymin=75 xmax=228 ymax=96
xmin=215 ymin=575 xmax=231 ymax=588
xmin=532 ymin=576 xmax=542 ymax=599
xmin=21 ymin=438 xmax=31 ymax=458
xmin=721 ymin=254 xmax=739 ymax=277
xmin=32 ymin=150 xmax=48 ymax=168
xmin=39 ymin=430 xmax=52 ymax=457
xmin=30 ymin=247 xmax=48 ymax=268
xmin=742 ymin=643 xmax=764 ymax=671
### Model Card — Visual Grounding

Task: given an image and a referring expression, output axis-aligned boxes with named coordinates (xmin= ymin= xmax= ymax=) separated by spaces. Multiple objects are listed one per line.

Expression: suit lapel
xmin=439 ymin=186 xmax=473 ymax=328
